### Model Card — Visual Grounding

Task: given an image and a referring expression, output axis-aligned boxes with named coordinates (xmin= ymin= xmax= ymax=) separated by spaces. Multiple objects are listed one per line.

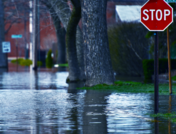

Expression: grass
xmin=78 ymin=81 xmax=176 ymax=95
xmin=59 ymin=64 xmax=68 ymax=67
xmin=150 ymin=113 xmax=176 ymax=123
xmin=172 ymin=75 xmax=176 ymax=81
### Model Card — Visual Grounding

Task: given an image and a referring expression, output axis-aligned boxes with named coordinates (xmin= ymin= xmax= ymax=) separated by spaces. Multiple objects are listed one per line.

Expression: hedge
xmin=46 ymin=49 xmax=53 ymax=68
xmin=11 ymin=58 xmax=43 ymax=67
xmin=142 ymin=59 xmax=176 ymax=83
xmin=108 ymin=22 xmax=149 ymax=76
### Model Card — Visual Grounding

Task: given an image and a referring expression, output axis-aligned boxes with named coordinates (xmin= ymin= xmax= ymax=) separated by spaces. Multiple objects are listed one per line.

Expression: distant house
xmin=115 ymin=5 xmax=141 ymax=23
xmin=108 ymin=0 xmax=147 ymax=5
xmin=106 ymin=0 xmax=147 ymax=25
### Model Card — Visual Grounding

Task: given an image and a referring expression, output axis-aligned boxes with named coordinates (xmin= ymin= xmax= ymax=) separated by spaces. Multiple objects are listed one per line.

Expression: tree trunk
xmin=66 ymin=5 xmax=81 ymax=82
xmin=50 ymin=0 xmax=85 ymax=81
xmin=57 ymin=28 xmax=66 ymax=64
xmin=0 ymin=0 xmax=7 ymax=68
xmin=82 ymin=0 xmax=114 ymax=86
xmin=76 ymin=26 xmax=85 ymax=80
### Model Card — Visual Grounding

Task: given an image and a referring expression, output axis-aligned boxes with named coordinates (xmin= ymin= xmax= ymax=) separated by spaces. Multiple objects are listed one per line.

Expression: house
xmin=115 ymin=5 xmax=141 ymax=23
xmin=108 ymin=0 xmax=147 ymax=5
xmin=106 ymin=0 xmax=147 ymax=25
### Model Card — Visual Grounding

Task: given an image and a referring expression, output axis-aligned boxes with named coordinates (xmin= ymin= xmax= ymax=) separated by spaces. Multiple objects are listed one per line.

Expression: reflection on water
xmin=0 ymin=72 xmax=68 ymax=89
xmin=0 ymin=72 xmax=175 ymax=133
xmin=106 ymin=93 xmax=153 ymax=133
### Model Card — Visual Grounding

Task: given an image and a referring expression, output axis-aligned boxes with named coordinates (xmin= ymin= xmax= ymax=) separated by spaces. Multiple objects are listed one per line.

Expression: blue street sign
xmin=11 ymin=34 xmax=22 ymax=39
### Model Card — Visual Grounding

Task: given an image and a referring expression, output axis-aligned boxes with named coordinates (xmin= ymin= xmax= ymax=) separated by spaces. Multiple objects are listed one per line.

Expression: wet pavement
xmin=0 ymin=70 xmax=175 ymax=133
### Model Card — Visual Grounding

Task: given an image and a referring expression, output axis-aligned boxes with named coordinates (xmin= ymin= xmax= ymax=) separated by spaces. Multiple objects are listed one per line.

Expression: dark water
xmin=0 ymin=71 xmax=175 ymax=134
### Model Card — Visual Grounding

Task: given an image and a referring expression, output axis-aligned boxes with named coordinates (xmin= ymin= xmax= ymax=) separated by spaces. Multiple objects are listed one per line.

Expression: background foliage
xmin=108 ymin=22 xmax=149 ymax=76
xmin=46 ymin=49 xmax=53 ymax=68
xmin=143 ymin=59 xmax=176 ymax=83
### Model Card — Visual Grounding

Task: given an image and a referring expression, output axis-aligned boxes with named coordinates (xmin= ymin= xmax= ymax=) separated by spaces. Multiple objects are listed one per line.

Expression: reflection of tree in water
xmin=34 ymin=71 xmax=39 ymax=90
xmin=67 ymin=83 xmax=109 ymax=134
xmin=34 ymin=94 xmax=59 ymax=134
xmin=0 ymin=68 xmax=7 ymax=89
xmin=82 ymin=90 xmax=109 ymax=134
xmin=48 ymin=73 xmax=57 ymax=89
xmin=67 ymin=82 xmax=85 ymax=133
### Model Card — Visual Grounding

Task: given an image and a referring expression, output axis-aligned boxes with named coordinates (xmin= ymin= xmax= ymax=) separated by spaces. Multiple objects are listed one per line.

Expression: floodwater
xmin=0 ymin=69 xmax=175 ymax=134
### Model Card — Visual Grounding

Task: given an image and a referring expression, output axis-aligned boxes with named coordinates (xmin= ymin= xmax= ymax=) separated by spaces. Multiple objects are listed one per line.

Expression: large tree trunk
xmin=0 ymin=0 xmax=7 ymax=68
xmin=82 ymin=0 xmax=114 ymax=86
xmin=50 ymin=0 xmax=85 ymax=81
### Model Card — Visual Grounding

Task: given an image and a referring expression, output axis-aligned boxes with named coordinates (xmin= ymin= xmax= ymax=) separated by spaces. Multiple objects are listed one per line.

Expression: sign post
xmin=154 ymin=32 xmax=159 ymax=114
xmin=141 ymin=0 xmax=173 ymax=114
xmin=11 ymin=34 xmax=22 ymax=71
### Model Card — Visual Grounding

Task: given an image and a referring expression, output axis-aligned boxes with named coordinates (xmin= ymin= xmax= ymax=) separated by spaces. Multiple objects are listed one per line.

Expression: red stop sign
xmin=141 ymin=0 xmax=173 ymax=31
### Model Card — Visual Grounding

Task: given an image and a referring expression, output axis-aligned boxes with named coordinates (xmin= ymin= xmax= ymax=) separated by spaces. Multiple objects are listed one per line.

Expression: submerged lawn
xmin=150 ymin=113 xmax=176 ymax=123
xmin=79 ymin=81 xmax=176 ymax=94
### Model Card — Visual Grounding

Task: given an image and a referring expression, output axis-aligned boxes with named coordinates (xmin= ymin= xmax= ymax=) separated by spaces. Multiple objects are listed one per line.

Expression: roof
xmin=108 ymin=0 xmax=147 ymax=5
xmin=116 ymin=5 xmax=141 ymax=22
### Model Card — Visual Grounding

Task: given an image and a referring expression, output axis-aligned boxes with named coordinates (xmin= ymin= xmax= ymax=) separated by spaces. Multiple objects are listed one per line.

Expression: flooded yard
xmin=0 ymin=70 xmax=175 ymax=133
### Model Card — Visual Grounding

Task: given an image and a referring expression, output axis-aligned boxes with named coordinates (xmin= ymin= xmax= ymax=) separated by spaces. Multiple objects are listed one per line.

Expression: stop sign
xmin=141 ymin=0 xmax=173 ymax=31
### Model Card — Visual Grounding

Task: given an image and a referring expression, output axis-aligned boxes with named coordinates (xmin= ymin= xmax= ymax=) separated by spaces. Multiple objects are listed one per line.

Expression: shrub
xmin=20 ymin=59 xmax=32 ymax=66
xmin=11 ymin=58 xmax=32 ymax=66
xmin=11 ymin=58 xmax=24 ymax=64
xmin=46 ymin=49 xmax=53 ymax=68
xmin=142 ymin=59 xmax=176 ymax=83
xmin=108 ymin=22 xmax=150 ymax=76
xmin=37 ymin=61 xmax=42 ymax=67
xmin=11 ymin=58 xmax=44 ymax=67
xmin=145 ymin=17 xmax=176 ymax=59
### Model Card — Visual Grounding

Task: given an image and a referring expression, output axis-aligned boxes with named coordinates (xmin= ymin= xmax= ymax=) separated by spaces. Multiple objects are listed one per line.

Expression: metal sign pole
xmin=16 ymin=39 xmax=18 ymax=72
xmin=154 ymin=32 xmax=159 ymax=114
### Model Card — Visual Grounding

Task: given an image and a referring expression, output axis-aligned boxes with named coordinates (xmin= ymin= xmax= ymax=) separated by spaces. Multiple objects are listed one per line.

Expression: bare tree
xmin=41 ymin=0 xmax=66 ymax=64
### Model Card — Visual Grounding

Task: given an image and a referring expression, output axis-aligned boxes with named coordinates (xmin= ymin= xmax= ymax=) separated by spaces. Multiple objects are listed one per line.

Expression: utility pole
xmin=32 ymin=0 xmax=39 ymax=71
xmin=29 ymin=0 xmax=33 ymax=68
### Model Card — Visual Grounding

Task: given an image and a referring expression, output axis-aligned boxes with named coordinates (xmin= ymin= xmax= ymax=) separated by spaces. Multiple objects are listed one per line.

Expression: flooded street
xmin=0 ymin=71 xmax=175 ymax=133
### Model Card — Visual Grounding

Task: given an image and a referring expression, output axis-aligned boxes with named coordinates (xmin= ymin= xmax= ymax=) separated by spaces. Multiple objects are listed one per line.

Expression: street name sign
xmin=2 ymin=42 xmax=11 ymax=53
xmin=11 ymin=34 xmax=22 ymax=39
xmin=141 ymin=0 xmax=173 ymax=31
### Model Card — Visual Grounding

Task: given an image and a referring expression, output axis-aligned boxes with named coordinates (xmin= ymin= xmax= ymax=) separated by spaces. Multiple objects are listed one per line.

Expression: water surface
xmin=0 ymin=71 xmax=175 ymax=134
